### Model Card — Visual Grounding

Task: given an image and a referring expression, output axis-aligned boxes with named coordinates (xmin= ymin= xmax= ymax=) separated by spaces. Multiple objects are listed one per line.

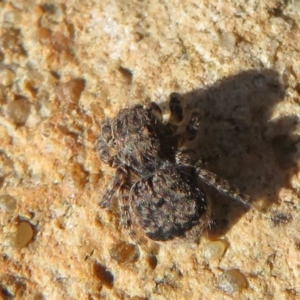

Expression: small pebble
xmin=220 ymin=32 xmax=237 ymax=51
xmin=55 ymin=78 xmax=85 ymax=104
xmin=0 ymin=69 xmax=15 ymax=86
xmin=0 ymin=28 xmax=24 ymax=54
xmin=15 ymin=221 xmax=34 ymax=249
xmin=0 ymin=153 xmax=14 ymax=177
xmin=7 ymin=98 xmax=31 ymax=125
xmin=4 ymin=11 xmax=23 ymax=24
xmin=0 ymin=195 xmax=17 ymax=213
xmin=63 ymin=164 xmax=88 ymax=192
xmin=218 ymin=269 xmax=248 ymax=294
xmin=202 ymin=240 xmax=228 ymax=261
xmin=109 ymin=241 xmax=140 ymax=264
xmin=36 ymin=27 xmax=52 ymax=44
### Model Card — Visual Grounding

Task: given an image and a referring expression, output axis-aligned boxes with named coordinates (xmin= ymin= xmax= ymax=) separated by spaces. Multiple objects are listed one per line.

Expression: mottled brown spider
xmin=97 ymin=93 xmax=250 ymax=242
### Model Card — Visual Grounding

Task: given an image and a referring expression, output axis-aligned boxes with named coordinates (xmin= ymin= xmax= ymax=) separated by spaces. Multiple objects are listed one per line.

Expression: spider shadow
xmin=160 ymin=69 xmax=300 ymax=238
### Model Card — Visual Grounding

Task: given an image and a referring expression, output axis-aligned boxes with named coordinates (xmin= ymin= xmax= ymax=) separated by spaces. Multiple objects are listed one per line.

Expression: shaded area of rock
xmin=94 ymin=263 xmax=114 ymax=289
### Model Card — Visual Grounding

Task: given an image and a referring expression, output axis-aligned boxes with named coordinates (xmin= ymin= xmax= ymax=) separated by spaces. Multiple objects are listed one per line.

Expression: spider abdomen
xmin=130 ymin=165 xmax=208 ymax=241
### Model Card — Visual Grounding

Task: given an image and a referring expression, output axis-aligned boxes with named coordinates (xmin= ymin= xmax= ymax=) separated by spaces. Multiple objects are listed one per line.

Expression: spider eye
xmin=101 ymin=123 xmax=113 ymax=142
xmin=144 ymin=125 xmax=154 ymax=133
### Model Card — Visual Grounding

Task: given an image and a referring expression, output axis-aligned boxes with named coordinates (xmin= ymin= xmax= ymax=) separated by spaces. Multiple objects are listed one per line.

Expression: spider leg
xmin=196 ymin=167 xmax=251 ymax=207
xmin=99 ymin=166 xmax=129 ymax=209
xmin=147 ymin=102 xmax=163 ymax=122
xmin=118 ymin=184 xmax=137 ymax=239
xmin=169 ymin=92 xmax=183 ymax=123
xmin=175 ymin=148 xmax=198 ymax=166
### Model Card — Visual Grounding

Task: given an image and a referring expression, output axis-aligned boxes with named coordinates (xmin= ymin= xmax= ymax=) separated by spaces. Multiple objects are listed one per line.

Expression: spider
xmin=97 ymin=93 xmax=250 ymax=242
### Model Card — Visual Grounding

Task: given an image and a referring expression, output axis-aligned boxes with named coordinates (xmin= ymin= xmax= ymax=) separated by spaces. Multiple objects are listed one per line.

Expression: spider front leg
xmin=196 ymin=167 xmax=251 ymax=207
xmin=169 ymin=93 xmax=202 ymax=145
xmin=147 ymin=102 xmax=163 ymax=122
xmin=99 ymin=166 xmax=130 ymax=209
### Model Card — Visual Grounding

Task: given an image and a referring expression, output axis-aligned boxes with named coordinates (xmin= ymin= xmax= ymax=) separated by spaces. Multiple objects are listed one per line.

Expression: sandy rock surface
xmin=1 ymin=0 xmax=300 ymax=299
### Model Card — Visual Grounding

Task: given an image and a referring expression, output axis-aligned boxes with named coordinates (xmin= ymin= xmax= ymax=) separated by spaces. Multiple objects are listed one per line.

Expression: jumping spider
xmin=97 ymin=93 xmax=250 ymax=242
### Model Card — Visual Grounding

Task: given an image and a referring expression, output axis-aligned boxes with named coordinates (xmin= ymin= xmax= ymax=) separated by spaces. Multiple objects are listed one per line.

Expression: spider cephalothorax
xmin=98 ymin=103 xmax=176 ymax=175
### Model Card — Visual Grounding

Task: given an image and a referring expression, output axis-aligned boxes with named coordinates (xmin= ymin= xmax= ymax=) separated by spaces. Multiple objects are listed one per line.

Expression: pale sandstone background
xmin=1 ymin=0 xmax=300 ymax=299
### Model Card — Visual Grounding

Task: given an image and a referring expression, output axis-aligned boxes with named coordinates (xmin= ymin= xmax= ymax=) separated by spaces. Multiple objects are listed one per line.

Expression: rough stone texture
xmin=0 ymin=0 xmax=300 ymax=299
